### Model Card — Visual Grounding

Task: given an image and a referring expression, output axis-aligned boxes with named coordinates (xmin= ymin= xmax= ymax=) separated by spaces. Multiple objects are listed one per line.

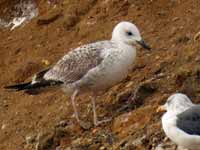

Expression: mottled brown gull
xmin=157 ymin=93 xmax=200 ymax=150
xmin=5 ymin=21 xmax=150 ymax=128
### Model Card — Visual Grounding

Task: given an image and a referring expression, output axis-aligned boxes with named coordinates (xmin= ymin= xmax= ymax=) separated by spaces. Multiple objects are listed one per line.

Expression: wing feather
xmin=176 ymin=105 xmax=200 ymax=136
xmin=44 ymin=41 xmax=113 ymax=83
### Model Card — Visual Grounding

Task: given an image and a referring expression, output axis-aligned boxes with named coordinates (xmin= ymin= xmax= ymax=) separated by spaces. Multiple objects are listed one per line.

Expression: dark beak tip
xmin=137 ymin=40 xmax=151 ymax=50
xmin=143 ymin=44 xmax=151 ymax=50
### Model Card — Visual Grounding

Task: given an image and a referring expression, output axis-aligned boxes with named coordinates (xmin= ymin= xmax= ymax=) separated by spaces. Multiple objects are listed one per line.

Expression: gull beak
xmin=156 ymin=105 xmax=167 ymax=113
xmin=137 ymin=39 xmax=151 ymax=50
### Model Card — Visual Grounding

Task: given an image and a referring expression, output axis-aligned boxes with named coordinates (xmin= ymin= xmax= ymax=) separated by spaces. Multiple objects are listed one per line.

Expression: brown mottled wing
xmin=44 ymin=42 xmax=108 ymax=83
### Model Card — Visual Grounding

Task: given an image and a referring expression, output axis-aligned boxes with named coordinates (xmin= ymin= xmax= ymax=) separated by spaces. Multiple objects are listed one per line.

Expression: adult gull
xmin=157 ymin=93 xmax=200 ymax=150
xmin=5 ymin=21 xmax=150 ymax=128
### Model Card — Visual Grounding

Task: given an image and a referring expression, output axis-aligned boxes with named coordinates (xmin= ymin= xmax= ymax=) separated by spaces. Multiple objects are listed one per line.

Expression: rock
xmin=63 ymin=14 xmax=79 ymax=30
xmin=36 ymin=130 xmax=55 ymax=150
xmin=132 ymin=135 xmax=147 ymax=146
xmin=37 ymin=10 xmax=62 ymax=25
xmin=100 ymin=146 xmax=106 ymax=150
xmin=170 ymin=27 xmax=177 ymax=36
xmin=177 ymin=146 xmax=188 ymax=150
xmin=25 ymin=134 xmax=37 ymax=144
xmin=71 ymin=137 xmax=81 ymax=146
xmin=64 ymin=147 xmax=71 ymax=150
xmin=55 ymin=127 xmax=69 ymax=138
xmin=14 ymin=48 xmax=22 ymax=55
xmin=35 ymin=121 xmax=71 ymax=150
xmin=194 ymin=31 xmax=200 ymax=41
xmin=155 ymin=144 xmax=165 ymax=150
xmin=172 ymin=17 xmax=179 ymax=22
xmin=125 ymin=81 xmax=134 ymax=88
xmin=41 ymin=59 xmax=50 ymax=66
xmin=195 ymin=55 xmax=200 ymax=63
xmin=1 ymin=124 xmax=7 ymax=130
xmin=56 ymin=120 xmax=68 ymax=128
xmin=155 ymin=141 xmax=177 ymax=150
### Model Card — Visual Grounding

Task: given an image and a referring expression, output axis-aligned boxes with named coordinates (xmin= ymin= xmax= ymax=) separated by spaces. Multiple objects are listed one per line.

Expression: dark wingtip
xmin=4 ymin=85 xmax=19 ymax=89
xmin=4 ymin=82 xmax=32 ymax=91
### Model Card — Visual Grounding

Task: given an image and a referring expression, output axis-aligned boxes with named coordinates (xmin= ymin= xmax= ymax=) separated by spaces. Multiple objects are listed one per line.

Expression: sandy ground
xmin=0 ymin=0 xmax=200 ymax=150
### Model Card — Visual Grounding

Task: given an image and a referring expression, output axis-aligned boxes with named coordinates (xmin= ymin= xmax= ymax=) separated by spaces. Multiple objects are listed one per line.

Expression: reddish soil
xmin=0 ymin=0 xmax=200 ymax=150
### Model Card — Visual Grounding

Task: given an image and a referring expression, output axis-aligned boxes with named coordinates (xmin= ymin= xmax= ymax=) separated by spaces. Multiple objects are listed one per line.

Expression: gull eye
xmin=126 ymin=31 xmax=133 ymax=36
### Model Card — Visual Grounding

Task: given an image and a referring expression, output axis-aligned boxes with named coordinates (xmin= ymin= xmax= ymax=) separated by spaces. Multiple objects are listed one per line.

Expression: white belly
xmin=76 ymin=47 xmax=136 ymax=91
xmin=95 ymin=57 xmax=133 ymax=89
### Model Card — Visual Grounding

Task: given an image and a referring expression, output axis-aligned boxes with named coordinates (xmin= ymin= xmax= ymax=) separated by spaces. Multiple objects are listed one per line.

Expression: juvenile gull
xmin=157 ymin=93 xmax=200 ymax=150
xmin=5 ymin=21 xmax=150 ymax=128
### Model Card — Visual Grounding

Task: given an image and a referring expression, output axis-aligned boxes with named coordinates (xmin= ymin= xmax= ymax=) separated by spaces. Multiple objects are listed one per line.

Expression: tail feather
xmin=4 ymin=80 xmax=63 ymax=91
xmin=4 ymin=68 xmax=63 ymax=92
xmin=4 ymin=82 xmax=32 ymax=91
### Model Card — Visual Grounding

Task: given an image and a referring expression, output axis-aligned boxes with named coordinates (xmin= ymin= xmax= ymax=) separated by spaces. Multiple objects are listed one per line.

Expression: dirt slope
xmin=0 ymin=0 xmax=200 ymax=150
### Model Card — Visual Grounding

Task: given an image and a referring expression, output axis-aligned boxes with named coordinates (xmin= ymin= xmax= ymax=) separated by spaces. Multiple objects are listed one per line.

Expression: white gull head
xmin=111 ymin=21 xmax=151 ymax=50
xmin=163 ymin=93 xmax=194 ymax=115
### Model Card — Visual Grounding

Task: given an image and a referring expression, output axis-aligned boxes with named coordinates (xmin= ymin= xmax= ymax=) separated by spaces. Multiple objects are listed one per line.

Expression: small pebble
xmin=1 ymin=124 xmax=6 ymax=130
xmin=26 ymin=134 xmax=37 ymax=144
xmin=42 ymin=59 xmax=50 ymax=66
xmin=100 ymin=146 xmax=106 ymax=150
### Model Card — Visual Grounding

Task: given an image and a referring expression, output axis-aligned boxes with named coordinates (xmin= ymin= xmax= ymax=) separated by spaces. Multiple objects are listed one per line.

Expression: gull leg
xmin=91 ymin=94 xmax=112 ymax=126
xmin=71 ymin=90 xmax=91 ymax=129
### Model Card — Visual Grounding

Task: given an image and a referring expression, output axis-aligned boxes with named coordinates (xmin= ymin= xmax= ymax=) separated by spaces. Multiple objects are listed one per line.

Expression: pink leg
xmin=91 ymin=94 xmax=112 ymax=126
xmin=71 ymin=90 xmax=91 ymax=129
